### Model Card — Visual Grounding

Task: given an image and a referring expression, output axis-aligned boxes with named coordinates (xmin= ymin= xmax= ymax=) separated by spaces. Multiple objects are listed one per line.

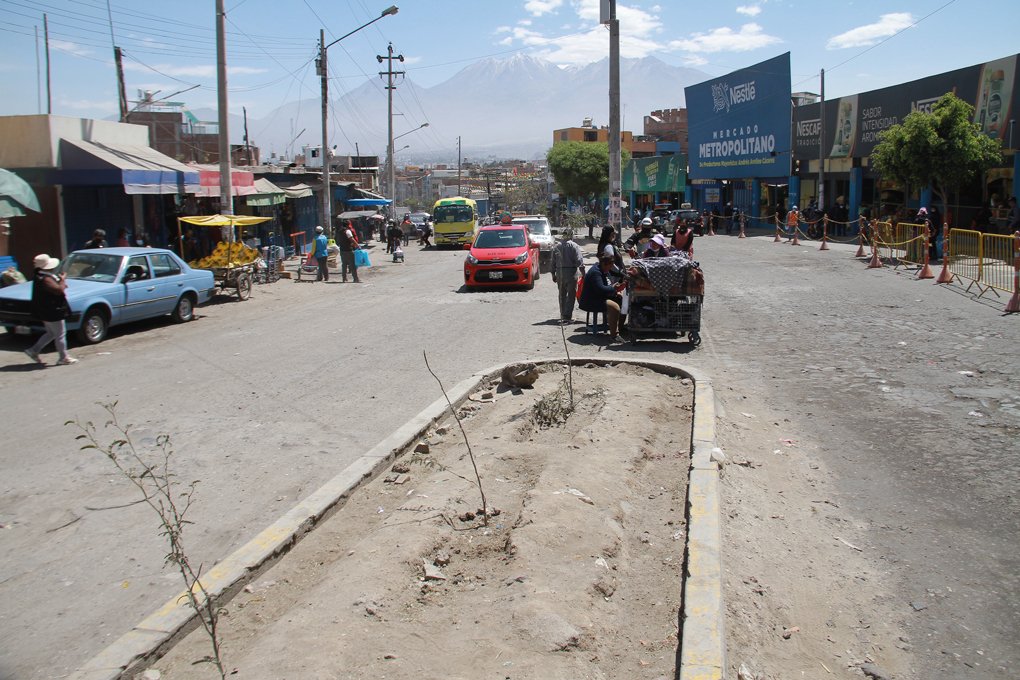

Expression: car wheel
xmin=171 ymin=294 xmax=195 ymax=323
xmin=533 ymin=262 xmax=540 ymax=281
xmin=77 ymin=307 xmax=109 ymax=344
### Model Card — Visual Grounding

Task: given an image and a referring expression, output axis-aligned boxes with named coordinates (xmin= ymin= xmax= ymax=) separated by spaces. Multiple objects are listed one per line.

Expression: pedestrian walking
xmin=24 ymin=254 xmax=77 ymax=366
xmin=313 ymin=225 xmax=329 ymax=282
xmin=338 ymin=221 xmax=360 ymax=283
xmin=830 ymin=196 xmax=849 ymax=237
xmin=551 ymin=228 xmax=586 ymax=323
xmin=786 ymin=205 xmax=800 ymax=242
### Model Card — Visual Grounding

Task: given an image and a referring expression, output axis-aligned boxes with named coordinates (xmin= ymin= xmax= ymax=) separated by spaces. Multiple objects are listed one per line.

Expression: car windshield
xmin=513 ymin=219 xmax=550 ymax=236
xmin=409 ymin=213 xmax=428 ymax=224
xmin=63 ymin=252 xmax=124 ymax=283
xmin=434 ymin=205 xmax=474 ymax=223
xmin=475 ymin=229 xmax=526 ymax=249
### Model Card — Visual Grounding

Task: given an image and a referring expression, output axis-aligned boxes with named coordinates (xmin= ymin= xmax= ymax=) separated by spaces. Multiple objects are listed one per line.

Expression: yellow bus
xmin=432 ymin=197 xmax=478 ymax=246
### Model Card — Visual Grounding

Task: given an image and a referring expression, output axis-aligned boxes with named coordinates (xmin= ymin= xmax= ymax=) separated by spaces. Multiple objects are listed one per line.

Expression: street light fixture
xmin=386 ymin=122 xmax=428 ymax=205
xmin=318 ymin=5 xmax=398 ymax=232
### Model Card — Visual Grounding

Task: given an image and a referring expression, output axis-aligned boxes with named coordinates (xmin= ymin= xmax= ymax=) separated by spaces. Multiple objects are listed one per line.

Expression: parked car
xmin=674 ymin=206 xmax=703 ymax=235
xmin=463 ymin=224 xmax=541 ymax=290
xmin=511 ymin=215 xmax=554 ymax=270
xmin=0 ymin=247 xmax=215 ymax=344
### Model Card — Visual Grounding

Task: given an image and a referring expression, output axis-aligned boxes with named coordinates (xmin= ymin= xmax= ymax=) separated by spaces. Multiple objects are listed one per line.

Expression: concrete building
xmin=0 ymin=115 xmax=198 ymax=270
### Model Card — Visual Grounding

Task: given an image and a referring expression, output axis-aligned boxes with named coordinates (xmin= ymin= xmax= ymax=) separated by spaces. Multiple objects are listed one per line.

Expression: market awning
xmin=178 ymin=215 xmax=272 ymax=227
xmin=189 ymin=164 xmax=257 ymax=197
xmin=346 ymin=198 xmax=391 ymax=207
xmin=247 ymin=178 xmax=286 ymax=206
xmin=274 ymin=182 xmax=314 ymax=199
xmin=337 ymin=210 xmax=378 ymax=220
xmin=57 ymin=139 xmax=199 ymax=195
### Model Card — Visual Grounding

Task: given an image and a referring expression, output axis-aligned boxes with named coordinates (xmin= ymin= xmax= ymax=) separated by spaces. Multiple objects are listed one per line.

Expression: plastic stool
xmin=584 ymin=310 xmax=605 ymax=334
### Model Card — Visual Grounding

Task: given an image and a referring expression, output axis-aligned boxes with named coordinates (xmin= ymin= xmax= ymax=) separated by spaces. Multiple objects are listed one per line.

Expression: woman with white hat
xmin=24 ymin=254 xmax=77 ymax=366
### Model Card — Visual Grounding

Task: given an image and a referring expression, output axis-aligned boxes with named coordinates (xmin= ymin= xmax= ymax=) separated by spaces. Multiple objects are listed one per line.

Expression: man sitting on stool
xmin=579 ymin=248 xmax=625 ymax=343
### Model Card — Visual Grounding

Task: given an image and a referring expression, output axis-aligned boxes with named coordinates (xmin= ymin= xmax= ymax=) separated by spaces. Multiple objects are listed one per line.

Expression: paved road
xmin=0 ymin=233 xmax=1016 ymax=679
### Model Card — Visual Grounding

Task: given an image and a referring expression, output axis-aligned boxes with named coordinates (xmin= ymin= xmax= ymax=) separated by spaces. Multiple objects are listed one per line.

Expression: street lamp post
xmin=318 ymin=6 xmax=398 ymax=234
xmin=386 ymin=122 xmax=428 ymax=210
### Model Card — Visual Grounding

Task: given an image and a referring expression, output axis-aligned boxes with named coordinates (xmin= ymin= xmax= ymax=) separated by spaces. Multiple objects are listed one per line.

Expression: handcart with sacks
xmin=622 ymin=254 xmax=704 ymax=346
xmin=178 ymin=215 xmax=273 ymax=301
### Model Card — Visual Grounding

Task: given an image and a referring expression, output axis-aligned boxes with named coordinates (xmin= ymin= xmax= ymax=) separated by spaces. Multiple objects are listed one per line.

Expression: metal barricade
xmin=979 ymin=233 xmax=1015 ymax=296
xmin=895 ymin=222 xmax=926 ymax=265
xmin=947 ymin=229 xmax=983 ymax=289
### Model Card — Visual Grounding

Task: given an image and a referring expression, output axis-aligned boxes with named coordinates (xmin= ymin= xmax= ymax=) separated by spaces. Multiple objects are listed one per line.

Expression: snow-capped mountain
xmin=206 ymin=54 xmax=709 ymax=162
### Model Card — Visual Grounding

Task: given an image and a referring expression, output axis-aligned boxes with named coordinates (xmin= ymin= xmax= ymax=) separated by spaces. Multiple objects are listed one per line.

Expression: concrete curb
xmin=70 ymin=358 xmax=723 ymax=680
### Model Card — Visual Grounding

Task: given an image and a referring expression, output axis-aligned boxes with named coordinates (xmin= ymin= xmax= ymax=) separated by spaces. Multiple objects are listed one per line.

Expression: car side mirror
xmin=462 ymin=243 xmax=471 ymax=250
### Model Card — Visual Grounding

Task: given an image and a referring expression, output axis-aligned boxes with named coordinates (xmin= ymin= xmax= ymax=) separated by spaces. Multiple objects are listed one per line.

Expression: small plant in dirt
xmin=67 ymin=402 xmax=226 ymax=679
xmin=424 ymin=351 xmax=489 ymax=526
xmin=532 ymin=382 xmax=574 ymax=429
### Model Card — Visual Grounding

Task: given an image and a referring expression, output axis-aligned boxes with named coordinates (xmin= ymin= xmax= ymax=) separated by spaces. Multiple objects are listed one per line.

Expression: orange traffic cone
xmin=855 ymin=227 xmax=866 ymax=257
xmin=738 ymin=215 xmax=746 ymax=239
xmin=791 ymin=226 xmax=800 ymax=246
xmin=774 ymin=220 xmax=781 ymax=242
xmin=819 ymin=220 xmax=829 ymax=251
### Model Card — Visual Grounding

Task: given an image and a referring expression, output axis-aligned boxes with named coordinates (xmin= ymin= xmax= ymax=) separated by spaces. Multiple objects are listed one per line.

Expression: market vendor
xmin=579 ymin=249 xmax=625 ymax=343
xmin=625 ymin=217 xmax=655 ymax=257
xmin=672 ymin=221 xmax=695 ymax=256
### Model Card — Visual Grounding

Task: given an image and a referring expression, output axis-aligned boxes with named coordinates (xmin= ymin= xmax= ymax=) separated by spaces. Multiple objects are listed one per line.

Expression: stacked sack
xmin=189 ymin=241 xmax=260 ymax=269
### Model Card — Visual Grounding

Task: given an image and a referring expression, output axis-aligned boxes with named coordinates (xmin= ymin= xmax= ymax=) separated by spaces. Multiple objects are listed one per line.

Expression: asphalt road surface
xmin=0 ymin=233 xmax=1016 ymax=679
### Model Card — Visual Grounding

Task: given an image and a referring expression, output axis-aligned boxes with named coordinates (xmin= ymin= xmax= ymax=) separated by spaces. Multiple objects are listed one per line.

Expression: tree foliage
xmin=546 ymin=142 xmax=629 ymax=202
xmin=870 ymin=92 xmax=1002 ymax=215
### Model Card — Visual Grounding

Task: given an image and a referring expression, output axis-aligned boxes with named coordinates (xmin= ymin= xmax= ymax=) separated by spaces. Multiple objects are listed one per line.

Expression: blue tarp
xmin=346 ymin=198 xmax=391 ymax=206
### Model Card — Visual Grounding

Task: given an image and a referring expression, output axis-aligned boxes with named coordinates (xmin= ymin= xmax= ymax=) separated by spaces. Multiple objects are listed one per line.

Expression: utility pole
xmin=243 ymin=106 xmax=252 ymax=166
xmin=605 ymin=0 xmax=622 ymax=232
xmin=377 ymin=43 xmax=404 ymax=216
xmin=457 ymin=136 xmax=462 ymax=196
xmin=317 ymin=7 xmax=399 ymax=231
xmin=43 ymin=14 xmax=51 ymax=114
xmin=35 ymin=25 xmax=41 ymax=113
xmin=115 ymin=47 xmax=128 ymax=122
xmin=818 ymin=68 xmax=825 ymax=211
xmin=318 ymin=29 xmax=330 ymax=231
xmin=215 ymin=0 xmax=233 ymax=216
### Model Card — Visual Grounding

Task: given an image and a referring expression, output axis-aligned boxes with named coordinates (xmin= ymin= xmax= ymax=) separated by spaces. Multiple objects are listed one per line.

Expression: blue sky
xmin=1 ymin=0 xmax=1017 ymax=126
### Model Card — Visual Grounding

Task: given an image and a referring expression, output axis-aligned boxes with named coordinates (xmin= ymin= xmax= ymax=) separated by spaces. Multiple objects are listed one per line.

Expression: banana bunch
xmin=189 ymin=241 xmax=260 ymax=269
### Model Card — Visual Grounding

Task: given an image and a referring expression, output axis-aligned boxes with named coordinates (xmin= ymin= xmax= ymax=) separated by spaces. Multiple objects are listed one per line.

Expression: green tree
xmin=870 ymin=92 xmax=1002 ymax=218
xmin=546 ymin=142 xmax=629 ymax=205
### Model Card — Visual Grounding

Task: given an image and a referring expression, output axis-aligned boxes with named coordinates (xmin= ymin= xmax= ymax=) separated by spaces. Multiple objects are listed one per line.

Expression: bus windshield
xmin=434 ymin=205 xmax=474 ymax=223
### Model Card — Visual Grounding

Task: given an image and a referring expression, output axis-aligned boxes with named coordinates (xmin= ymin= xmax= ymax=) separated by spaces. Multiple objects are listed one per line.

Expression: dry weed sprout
xmin=67 ymin=402 xmax=226 ymax=679
xmin=423 ymin=351 xmax=489 ymax=526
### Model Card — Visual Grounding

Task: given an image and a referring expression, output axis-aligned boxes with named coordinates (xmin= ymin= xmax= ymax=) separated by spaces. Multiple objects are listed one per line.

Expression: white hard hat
xmin=641 ymin=217 xmax=653 ymax=226
xmin=315 ymin=225 xmax=324 ymax=232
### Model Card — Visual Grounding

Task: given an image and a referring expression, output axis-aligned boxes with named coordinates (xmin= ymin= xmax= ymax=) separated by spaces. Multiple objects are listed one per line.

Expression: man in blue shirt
xmin=313 ymin=225 xmax=329 ymax=282
xmin=579 ymin=249 xmax=624 ymax=342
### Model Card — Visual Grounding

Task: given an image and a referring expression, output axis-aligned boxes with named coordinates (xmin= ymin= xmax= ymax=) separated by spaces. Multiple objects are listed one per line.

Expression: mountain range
xmin=192 ymin=54 xmax=709 ymax=163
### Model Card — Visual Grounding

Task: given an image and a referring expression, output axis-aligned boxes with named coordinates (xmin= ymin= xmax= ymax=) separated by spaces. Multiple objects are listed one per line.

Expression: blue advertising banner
xmin=685 ymin=52 xmax=792 ymax=180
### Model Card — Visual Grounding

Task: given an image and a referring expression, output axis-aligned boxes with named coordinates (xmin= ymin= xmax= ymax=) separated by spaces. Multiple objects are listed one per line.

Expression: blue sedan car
xmin=0 ymin=248 xmax=215 ymax=344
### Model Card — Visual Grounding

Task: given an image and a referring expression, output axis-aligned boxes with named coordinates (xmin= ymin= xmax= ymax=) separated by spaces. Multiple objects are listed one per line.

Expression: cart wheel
xmin=689 ymin=331 xmax=701 ymax=346
xmin=236 ymin=273 xmax=252 ymax=300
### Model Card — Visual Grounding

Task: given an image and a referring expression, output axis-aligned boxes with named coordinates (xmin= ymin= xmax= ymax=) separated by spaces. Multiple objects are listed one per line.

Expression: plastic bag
xmin=575 ymin=275 xmax=584 ymax=301
xmin=354 ymin=248 xmax=371 ymax=268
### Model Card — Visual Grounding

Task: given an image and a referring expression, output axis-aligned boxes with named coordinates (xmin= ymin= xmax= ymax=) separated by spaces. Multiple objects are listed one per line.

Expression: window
xmin=150 ymin=253 xmax=182 ymax=278
xmin=475 ymin=229 xmax=526 ymax=248
xmin=126 ymin=255 xmax=151 ymax=280
xmin=584 ymin=131 xmax=598 ymax=142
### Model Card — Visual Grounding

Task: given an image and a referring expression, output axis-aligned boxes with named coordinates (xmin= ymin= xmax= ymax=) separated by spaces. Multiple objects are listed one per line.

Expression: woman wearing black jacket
xmin=24 ymin=254 xmax=77 ymax=365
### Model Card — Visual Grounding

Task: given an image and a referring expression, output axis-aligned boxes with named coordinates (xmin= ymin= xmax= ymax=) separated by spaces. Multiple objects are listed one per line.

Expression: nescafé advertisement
xmin=685 ymin=52 xmax=792 ymax=180
xmin=794 ymin=53 xmax=1018 ymax=161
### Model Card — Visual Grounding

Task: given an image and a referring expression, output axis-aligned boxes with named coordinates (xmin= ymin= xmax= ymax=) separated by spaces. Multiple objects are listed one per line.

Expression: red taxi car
xmin=463 ymin=224 xmax=541 ymax=290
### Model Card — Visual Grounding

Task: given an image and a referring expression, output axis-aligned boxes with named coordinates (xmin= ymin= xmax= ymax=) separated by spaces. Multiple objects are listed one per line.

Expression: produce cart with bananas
xmin=178 ymin=215 xmax=272 ymax=301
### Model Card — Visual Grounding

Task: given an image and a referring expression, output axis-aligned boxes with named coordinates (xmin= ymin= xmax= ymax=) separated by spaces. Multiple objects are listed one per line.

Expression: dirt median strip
xmin=70 ymin=358 xmax=722 ymax=680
